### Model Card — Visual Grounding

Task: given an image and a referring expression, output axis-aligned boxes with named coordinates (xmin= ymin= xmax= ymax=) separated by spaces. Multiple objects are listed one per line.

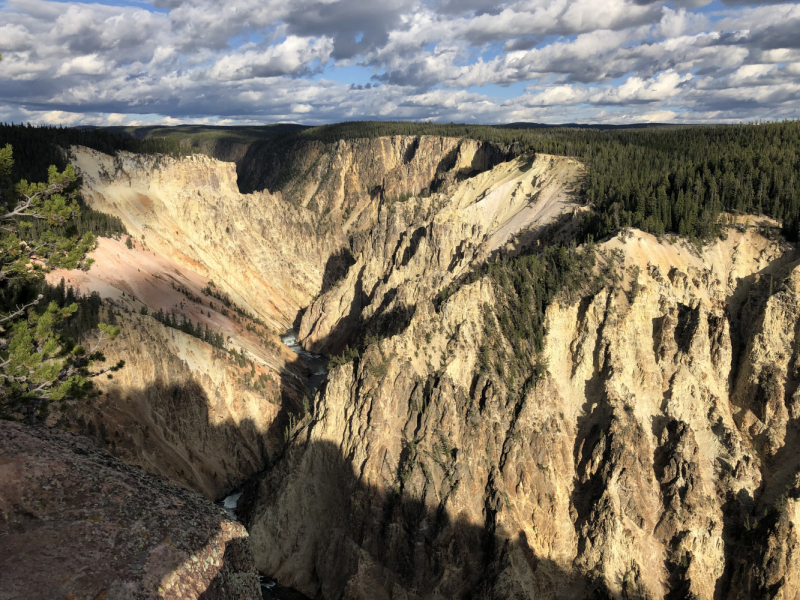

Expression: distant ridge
xmin=73 ymin=121 xmax=678 ymax=136
xmin=500 ymin=121 xmax=678 ymax=129
xmin=102 ymin=122 xmax=309 ymax=139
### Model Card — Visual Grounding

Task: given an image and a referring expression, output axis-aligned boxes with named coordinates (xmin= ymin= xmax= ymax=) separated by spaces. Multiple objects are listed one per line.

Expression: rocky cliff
xmin=0 ymin=420 xmax=261 ymax=600
xmin=50 ymin=137 xmax=556 ymax=501
xmin=70 ymin=136 xmax=523 ymax=332
xmin=244 ymin=222 xmax=800 ymax=600
xmin=70 ymin=146 xmax=343 ymax=331
xmin=46 ymin=236 xmax=308 ymax=501
xmin=7 ymin=135 xmax=798 ymax=599
xmin=297 ymin=151 xmax=583 ymax=354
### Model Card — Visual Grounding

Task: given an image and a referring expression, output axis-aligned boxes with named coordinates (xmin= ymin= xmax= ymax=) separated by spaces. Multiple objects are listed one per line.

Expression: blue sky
xmin=1 ymin=0 xmax=799 ymax=126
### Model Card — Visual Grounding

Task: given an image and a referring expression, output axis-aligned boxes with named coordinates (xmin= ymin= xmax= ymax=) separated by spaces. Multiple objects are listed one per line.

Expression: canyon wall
xmin=245 ymin=222 xmax=800 ymax=599
xmin=19 ymin=137 xmax=799 ymax=599
xmin=71 ymin=147 xmax=342 ymax=331
xmin=71 ymin=135 xmax=521 ymax=331
xmin=51 ymin=138 xmax=547 ymax=501
xmin=298 ymin=151 xmax=584 ymax=355
xmin=46 ymin=236 xmax=308 ymax=500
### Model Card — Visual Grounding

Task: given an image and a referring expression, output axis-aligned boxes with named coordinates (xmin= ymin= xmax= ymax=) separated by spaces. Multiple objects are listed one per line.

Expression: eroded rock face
xmin=245 ymin=229 xmax=800 ymax=600
xmin=299 ymin=152 xmax=584 ymax=354
xmin=71 ymin=146 xmax=345 ymax=331
xmin=46 ymin=237 xmax=309 ymax=501
xmin=0 ymin=421 xmax=260 ymax=600
xmin=55 ymin=308 xmax=290 ymax=500
xmin=50 ymin=139 xmax=800 ymax=599
xmin=70 ymin=137 xmax=521 ymax=333
xmin=237 ymin=136 xmax=515 ymax=223
xmin=45 ymin=152 xmax=328 ymax=500
xmin=52 ymin=141 xmax=575 ymax=502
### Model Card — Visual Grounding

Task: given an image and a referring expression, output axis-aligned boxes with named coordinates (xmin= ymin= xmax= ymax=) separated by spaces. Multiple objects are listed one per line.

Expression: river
xmin=219 ymin=328 xmax=325 ymax=599
xmin=279 ymin=328 xmax=328 ymax=393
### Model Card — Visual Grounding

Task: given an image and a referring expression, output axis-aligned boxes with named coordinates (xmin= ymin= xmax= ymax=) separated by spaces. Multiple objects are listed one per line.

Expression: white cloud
xmin=596 ymin=70 xmax=693 ymax=103
xmin=0 ymin=24 xmax=34 ymax=52
xmin=0 ymin=0 xmax=799 ymax=125
xmin=521 ymin=85 xmax=590 ymax=106
xmin=56 ymin=54 xmax=109 ymax=77
xmin=206 ymin=36 xmax=333 ymax=81
xmin=640 ymin=109 xmax=678 ymax=122
xmin=657 ymin=7 xmax=709 ymax=39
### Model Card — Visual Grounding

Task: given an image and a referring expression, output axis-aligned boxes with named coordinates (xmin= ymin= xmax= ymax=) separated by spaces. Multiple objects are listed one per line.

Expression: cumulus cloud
xmin=521 ymin=85 xmax=591 ymax=106
xmin=56 ymin=54 xmax=109 ymax=77
xmin=0 ymin=0 xmax=799 ymax=125
xmin=595 ymin=70 xmax=693 ymax=103
xmin=206 ymin=36 xmax=333 ymax=80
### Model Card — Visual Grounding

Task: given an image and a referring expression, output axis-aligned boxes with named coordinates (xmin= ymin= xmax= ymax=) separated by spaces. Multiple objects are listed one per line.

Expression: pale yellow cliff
xmin=246 ymin=225 xmax=800 ymax=600
xmin=298 ymin=151 xmax=584 ymax=354
xmin=70 ymin=146 xmax=345 ymax=331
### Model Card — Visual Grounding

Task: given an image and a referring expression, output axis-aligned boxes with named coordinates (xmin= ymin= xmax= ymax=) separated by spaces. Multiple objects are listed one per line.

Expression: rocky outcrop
xmin=299 ymin=152 xmax=584 ymax=354
xmin=0 ymin=420 xmax=261 ymax=600
xmin=244 ymin=227 xmax=800 ymax=600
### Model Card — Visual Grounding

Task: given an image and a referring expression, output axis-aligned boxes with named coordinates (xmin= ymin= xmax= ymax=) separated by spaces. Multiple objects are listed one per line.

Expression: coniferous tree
xmin=0 ymin=125 xmax=122 ymax=420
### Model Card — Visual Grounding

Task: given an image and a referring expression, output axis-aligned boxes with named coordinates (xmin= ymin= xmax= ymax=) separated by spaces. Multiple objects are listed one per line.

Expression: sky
xmin=1 ymin=0 xmax=799 ymax=126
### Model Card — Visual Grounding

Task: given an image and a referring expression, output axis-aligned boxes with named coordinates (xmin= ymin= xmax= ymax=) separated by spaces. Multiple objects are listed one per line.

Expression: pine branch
xmin=0 ymin=294 xmax=43 ymax=324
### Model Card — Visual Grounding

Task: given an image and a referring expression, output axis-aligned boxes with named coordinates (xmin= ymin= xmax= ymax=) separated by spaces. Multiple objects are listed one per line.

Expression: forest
xmin=0 ymin=277 xmax=106 ymax=348
xmin=0 ymin=124 xmax=129 ymax=240
xmin=149 ymin=308 xmax=227 ymax=349
xmin=3 ymin=120 xmax=799 ymax=243
xmin=257 ymin=120 xmax=800 ymax=243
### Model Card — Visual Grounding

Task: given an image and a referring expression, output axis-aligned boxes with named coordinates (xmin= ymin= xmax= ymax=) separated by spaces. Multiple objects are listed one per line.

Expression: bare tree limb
xmin=0 ymin=294 xmax=42 ymax=324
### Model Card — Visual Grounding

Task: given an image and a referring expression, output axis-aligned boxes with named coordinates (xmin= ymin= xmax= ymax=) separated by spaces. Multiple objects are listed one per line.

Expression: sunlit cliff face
xmin=68 ymin=147 xmax=342 ymax=331
xmin=246 ymin=225 xmax=800 ymax=600
xmin=46 ymin=137 xmax=581 ymax=502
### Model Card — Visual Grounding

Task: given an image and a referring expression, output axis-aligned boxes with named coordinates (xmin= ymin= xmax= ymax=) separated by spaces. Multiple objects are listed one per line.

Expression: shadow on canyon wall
xmin=236 ymin=436 xmax=626 ymax=600
xmin=66 ymin=346 xmax=800 ymax=600
xmin=320 ymin=249 xmax=357 ymax=298
xmin=69 ymin=347 xmax=312 ymax=503
xmin=57 ymin=346 xmax=322 ymax=599
xmin=57 ymin=375 xmax=799 ymax=600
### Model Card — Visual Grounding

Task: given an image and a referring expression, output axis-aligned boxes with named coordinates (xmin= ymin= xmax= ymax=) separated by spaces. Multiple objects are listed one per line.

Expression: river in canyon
xmin=219 ymin=329 xmax=325 ymax=599
xmin=279 ymin=328 xmax=328 ymax=393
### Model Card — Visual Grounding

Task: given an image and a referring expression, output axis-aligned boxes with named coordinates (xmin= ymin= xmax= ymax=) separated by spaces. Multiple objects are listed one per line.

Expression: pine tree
xmin=0 ymin=129 xmax=122 ymax=421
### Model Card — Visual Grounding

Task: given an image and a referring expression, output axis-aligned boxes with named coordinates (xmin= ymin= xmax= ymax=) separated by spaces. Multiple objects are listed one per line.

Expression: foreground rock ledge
xmin=0 ymin=421 xmax=260 ymax=600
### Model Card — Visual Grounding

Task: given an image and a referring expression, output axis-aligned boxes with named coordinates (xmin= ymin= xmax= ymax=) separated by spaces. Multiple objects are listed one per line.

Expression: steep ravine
xmin=6 ymin=136 xmax=799 ymax=599
xmin=33 ymin=137 xmax=583 ymax=599
xmin=52 ymin=136 xmax=571 ymax=505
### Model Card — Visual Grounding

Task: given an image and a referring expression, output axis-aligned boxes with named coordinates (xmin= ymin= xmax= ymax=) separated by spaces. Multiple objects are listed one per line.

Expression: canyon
xmin=3 ymin=134 xmax=800 ymax=600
